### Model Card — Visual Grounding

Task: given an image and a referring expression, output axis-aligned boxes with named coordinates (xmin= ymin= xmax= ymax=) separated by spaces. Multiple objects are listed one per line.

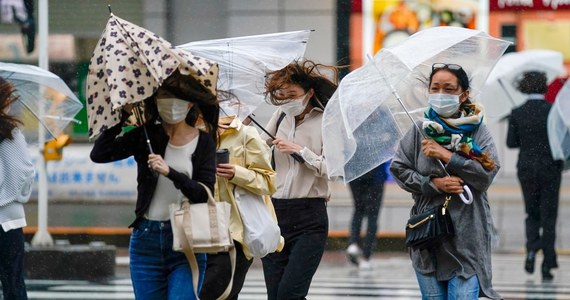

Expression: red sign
xmin=490 ymin=0 xmax=570 ymax=10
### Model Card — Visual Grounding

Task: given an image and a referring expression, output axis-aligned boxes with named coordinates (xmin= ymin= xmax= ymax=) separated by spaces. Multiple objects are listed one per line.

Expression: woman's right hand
xmin=431 ymin=175 xmax=464 ymax=194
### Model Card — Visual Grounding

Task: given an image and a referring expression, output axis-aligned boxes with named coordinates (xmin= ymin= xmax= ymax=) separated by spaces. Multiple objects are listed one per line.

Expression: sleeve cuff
xmin=229 ymin=165 xmax=250 ymax=186
xmin=421 ymin=175 xmax=441 ymax=197
xmin=299 ymin=147 xmax=318 ymax=166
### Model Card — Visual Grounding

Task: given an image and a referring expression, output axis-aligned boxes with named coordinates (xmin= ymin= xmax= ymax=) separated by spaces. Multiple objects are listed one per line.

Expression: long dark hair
xmin=265 ymin=59 xmax=339 ymax=110
xmin=0 ymin=77 xmax=22 ymax=140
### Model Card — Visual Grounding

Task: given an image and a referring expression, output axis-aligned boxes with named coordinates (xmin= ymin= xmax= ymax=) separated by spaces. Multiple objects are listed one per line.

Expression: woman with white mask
xmin=390 ymin=63 xmax=501 ymax=299
xmin=260 ymin=59 xmax=339 ymax=300
xmin=90 ymin=70 xmax=219 ymax=299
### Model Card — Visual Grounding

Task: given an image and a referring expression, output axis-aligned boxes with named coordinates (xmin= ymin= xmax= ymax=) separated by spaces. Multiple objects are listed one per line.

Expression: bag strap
xmin=178 ymin=182 xmax=236 ymax=299
xmin=271 ymin=112 xmax=287 ymax=170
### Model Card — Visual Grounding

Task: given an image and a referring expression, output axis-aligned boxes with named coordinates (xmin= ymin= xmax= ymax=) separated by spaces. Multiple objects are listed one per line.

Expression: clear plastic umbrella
xmin=177 ymin=30 xmax=310 ymax=120
xmin=0 ymin=61 xmax=83 ymax=144
xmin=548 ymin=78 xmax=570 ymax=169
xmin=323 ymin=26 xmax=510 ymax=183
xmin=481 ymin=50 xmax=566 ymax=123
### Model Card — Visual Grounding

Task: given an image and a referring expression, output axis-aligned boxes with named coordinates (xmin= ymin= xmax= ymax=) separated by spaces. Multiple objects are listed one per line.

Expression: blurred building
xmin=488 ymin=0 xmax=570 ymax=73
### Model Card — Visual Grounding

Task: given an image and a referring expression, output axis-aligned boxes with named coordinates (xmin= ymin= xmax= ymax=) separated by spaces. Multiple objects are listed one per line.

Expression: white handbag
xmin=235 ymin=128 xmax=281 ymax=258
xmin=170 ymin=182 xmax=235 ymax=300
xmin=170 ymin=182 xmax=233 ymax=253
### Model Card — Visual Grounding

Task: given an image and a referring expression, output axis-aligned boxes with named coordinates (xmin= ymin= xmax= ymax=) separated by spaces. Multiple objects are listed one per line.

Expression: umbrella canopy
xmin=548 ymin=78 xmax=570 ymax=167
xmin=480 ymin=50 xmax=566 ymax=123
xmin=323 ymin=26 xmax=510 ymax=182
xmin=87 ymin=13 xmax=219 ymax=139
xmin=177 ymin=30 xmax=310 ymax=120
xmin=0 ymin=61 xmax=83 ymax=144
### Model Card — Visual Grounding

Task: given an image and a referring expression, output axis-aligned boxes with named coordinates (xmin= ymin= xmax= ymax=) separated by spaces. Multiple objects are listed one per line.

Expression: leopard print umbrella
xmin=87 ymin=13 xmax=218 ymax=139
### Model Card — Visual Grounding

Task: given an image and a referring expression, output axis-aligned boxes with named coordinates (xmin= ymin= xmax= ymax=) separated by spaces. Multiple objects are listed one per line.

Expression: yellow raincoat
xmin=215 ymin=116 xmax=281 ymax=259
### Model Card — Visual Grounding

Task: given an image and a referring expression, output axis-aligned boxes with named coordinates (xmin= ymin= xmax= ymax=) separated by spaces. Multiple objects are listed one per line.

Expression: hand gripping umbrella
xmin=0 ymin=61 xmax=83 ymax=144
xmin=323 ymin=26 xmax=510 ymax=203
xmin=481 ymin=50 xmax=566 ymax=123
xmin=177 ymin=30 xmax=311 ymax=120
xmin=87 ymin=12 xmax=219 ymax=140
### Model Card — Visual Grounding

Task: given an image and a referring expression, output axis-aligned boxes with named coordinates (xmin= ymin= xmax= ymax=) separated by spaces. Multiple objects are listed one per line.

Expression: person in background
xmin=90 ymin=70 xmax=219 ymax=299
xmin=390 ymin=63 xmax=501 ymax=299
xmin=346 ymin=162 xmax=388 ymax=270
xmin=200 ymin=114 xmax=277 ymax=299
xmin=260 ymin=59 xmax=338 ymax=300
xmin=0 ymin=77 xmax=35 ymax=300
xmin=507 ymin=71 xmax=564 ymax=281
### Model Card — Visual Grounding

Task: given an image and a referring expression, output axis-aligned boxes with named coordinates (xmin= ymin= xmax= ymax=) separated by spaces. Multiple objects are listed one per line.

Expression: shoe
xmin=542 ymin=266 xmax=554 ymax=281
xmin=359 ymin=258 xmax=372 ymax=270
xmin=524 ymin=251 xmax=536 ymax=274
xmin=346 ymin=243 xmax=360 ymax=266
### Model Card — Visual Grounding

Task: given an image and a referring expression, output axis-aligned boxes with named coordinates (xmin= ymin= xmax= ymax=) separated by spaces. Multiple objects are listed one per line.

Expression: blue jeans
xmin=129 ymin=219 xmax=207 ymax=300
xmin=415 ymin=271 xmax=479 ymax=300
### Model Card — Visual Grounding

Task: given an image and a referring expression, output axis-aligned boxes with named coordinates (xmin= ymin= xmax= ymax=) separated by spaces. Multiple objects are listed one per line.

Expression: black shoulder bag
xmin=405 ymin=196 xmax=454 ymax=250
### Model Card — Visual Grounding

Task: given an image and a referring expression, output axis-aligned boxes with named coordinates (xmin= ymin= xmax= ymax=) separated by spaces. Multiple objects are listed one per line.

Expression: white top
xmin=146 ymin=137 xmax=198 ymax=220
xmin=262 ymin=108 xmax=330 ymax=200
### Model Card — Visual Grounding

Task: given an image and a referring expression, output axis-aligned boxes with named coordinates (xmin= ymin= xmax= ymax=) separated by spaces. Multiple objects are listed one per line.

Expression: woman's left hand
xmin=421 ymin=139 xmax=452 ymax=163
xmin=148 ymin=154 xmax=170 ymax=176
xmin=216 ymin=163 xmax=236 ymax=180
xmin=273 ymin=138 xmax=303 ymax=155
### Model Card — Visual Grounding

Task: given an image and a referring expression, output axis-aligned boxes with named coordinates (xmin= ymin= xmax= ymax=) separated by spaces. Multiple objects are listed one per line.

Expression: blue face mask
xmin=428 ymin=93 xmax=460 ymax=117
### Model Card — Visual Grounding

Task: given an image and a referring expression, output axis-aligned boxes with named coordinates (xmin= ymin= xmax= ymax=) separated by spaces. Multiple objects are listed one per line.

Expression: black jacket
xmin=507 ymin=99 xmax=563 ymax=171
xmin=90 ymin=119 xmax=216 ymax=228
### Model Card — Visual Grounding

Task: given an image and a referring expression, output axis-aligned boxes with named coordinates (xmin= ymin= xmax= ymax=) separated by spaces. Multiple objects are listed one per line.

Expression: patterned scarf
xmin=423 ymin=103 xmax=495 ymax=171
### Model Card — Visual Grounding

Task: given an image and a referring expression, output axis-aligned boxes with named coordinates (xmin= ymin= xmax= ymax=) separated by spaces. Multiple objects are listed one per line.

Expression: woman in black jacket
xmin=90 ymin=71 xmax=219 ymax=299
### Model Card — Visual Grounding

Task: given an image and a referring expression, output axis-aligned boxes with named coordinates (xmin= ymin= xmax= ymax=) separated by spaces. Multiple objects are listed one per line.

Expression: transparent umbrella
xmin=323 ymin=26 xmax=510 ymax=184
xmin=548 ymin=78 xmax=570 ymax=169
xmin=480 ymin=49 xmax=566 ymax=123
xmin=0 ymin=61 xmax=83 ymax=144
xmin=177 ymin=30 xmax=310 ymax=120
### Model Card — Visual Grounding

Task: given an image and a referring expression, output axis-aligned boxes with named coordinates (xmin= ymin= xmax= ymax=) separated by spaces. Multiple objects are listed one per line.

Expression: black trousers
xmin=199 ymin=242 xmax=252 ymax=300
xmin=348 ymin=170 xmax=386 ymax=259
xmin=262 ymin=198 xmax=328 ymax=300
xmin=0 ymin=227 xmax=27 ymax=300
xmin=518 ymin=164 xmax=562 ymax=269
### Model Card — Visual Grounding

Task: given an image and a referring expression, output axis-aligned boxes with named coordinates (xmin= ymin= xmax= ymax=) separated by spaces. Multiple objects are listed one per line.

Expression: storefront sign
xmin=491 ymin=0 xmax=570 ymax=10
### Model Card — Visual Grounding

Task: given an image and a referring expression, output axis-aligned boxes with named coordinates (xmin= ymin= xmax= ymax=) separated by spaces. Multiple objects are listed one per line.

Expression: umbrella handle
xmin=459 ymin=185 xmax=473 ymax=204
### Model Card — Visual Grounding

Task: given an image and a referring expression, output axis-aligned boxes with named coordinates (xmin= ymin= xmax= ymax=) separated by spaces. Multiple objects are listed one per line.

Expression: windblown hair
xmin=265 ymin=59 xmax=339 ymax=109
xmin=517 ymin=71 xmax=547 ymax=95
xmin=0 ymin=77 xmax=22 ymax=140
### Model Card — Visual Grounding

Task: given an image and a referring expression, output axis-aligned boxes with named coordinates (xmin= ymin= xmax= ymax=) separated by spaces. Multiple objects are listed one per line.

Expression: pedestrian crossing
xmin=20 ymin=272 xmax=570 ymax=299
xmin=15 ymin=253 xmax=570 ymax=300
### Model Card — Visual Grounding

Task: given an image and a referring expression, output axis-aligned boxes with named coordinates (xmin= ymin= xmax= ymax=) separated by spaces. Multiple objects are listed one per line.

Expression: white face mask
xmin=281 ymin=95 xmax=308 ymax=116
xmin=428 ymin=93 xmax=461 ymax=117
xmin=156 ymin=98 xmax=190 ymax=124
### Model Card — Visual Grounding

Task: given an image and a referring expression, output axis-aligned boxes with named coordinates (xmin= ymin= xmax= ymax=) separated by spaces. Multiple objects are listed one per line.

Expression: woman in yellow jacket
xmin=200 ymin=115 xmax=278 ymax=299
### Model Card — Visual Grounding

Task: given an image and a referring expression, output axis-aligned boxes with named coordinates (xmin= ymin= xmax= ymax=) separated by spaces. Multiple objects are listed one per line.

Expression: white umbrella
xmin=481 ymin=49 xmax=566 ymax=123
xmin=0 ymin=61 xmax=83 ymax=144
xmin=323 ymin=26 xmax=510 ymax=183
xmin=177 ymin=30 xmax=311 ymax=120
xmin=548 ymin=78 xmax=570 ymax=168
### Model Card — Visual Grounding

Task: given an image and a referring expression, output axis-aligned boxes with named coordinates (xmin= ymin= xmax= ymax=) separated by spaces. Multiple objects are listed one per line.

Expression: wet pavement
xmin=15 ymin=250 xmax=570 ymax=299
